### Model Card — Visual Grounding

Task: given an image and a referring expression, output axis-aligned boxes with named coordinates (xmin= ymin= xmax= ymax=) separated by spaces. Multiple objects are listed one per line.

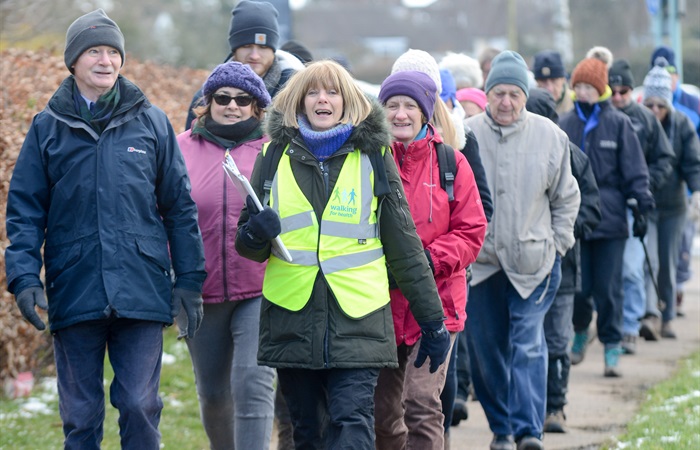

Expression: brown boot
xmin=639 ymin=315 xmax=661 ymax=341
xmin=661 ymin=321 xmax=677 ymax=339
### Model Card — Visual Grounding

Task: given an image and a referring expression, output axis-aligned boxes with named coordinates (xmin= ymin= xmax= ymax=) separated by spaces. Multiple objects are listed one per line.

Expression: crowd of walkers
xmin=4 ymin=2 xmax=700 ymax=450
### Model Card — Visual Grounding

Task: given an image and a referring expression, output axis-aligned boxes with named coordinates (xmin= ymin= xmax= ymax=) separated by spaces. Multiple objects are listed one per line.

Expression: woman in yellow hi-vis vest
xmin=235 ymin=60 xmax=450 ymax=449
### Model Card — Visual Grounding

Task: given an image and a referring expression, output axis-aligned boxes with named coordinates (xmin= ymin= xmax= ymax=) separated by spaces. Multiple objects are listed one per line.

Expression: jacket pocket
xmin=334 ymin=304 xmax=388 ymax=340
xmin=45 ymin=242 xmax=81 ymax=281
xmin=266 ymin=301 xmax=307 ymax=343
xmin=136 ymin=238 xmax=172 ymax=276
xmin=516 ymin=239 xmax=548 ymax=275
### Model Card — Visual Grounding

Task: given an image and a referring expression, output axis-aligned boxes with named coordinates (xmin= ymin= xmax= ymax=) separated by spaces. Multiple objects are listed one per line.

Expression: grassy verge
xmin=604 ymin=350 xmax=700 ymax=449
xmin=0 ymin=326 xmax=208 ymax=449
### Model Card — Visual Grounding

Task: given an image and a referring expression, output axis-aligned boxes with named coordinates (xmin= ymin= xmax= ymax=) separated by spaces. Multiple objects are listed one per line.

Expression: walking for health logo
xmin=329 ymin=186 xmax=358 ymax=218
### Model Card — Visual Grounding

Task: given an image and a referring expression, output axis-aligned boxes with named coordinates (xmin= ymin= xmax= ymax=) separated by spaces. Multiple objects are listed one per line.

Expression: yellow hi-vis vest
xmin=262 ymin=147 xmax=390 ymax=318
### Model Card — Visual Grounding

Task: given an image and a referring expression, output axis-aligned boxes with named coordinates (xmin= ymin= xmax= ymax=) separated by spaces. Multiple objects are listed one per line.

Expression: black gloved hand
xmin=171 ymin=288 xmax=203 ymax=339
xmin=240 ymin=195 xmax=281 ymax=246
xmin=16 ymin=286 xmax=48 ymax=330
xmin=414 ymin=320 xmax=451 ymax=373
xmin=632 ymin=213 xmax=647 ymax=238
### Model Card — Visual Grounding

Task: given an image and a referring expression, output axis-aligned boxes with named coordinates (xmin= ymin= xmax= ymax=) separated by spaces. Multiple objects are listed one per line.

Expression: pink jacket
xmin=390 ymin=125 xmax=487 ymax=345
xmin=178 ymin=130 xmax=269 ymax=303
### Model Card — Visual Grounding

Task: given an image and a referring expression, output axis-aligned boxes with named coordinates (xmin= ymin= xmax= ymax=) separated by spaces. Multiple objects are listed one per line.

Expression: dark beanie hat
xmin=378 ymin=71 xmax=437 ymax=120
xmin=609 ymin=59 xmax=635 ymax=88
xmin=202 ymin=61 xmax=271 ymax=108
xmin=484 ymin=50 xmax=530 ymax=97
xmin=533 ymin=50 xmax=566 ymax=80
xmin=570 ymin=57 xmax=608 ymax=96
xmin=650 ymin=45 xmax=676 ymax=70
xmin=228 ymin=1 xmax=280 ymax=52
xmin=64 ymin=9 xmax=125 ymax=72
xmin=281 ymin=40 xmax=313 ymax=64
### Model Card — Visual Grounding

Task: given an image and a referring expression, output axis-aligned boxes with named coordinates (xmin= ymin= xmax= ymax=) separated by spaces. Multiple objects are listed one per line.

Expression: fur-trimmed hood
xmin=264 ymin=95 xmax=392 ymax=155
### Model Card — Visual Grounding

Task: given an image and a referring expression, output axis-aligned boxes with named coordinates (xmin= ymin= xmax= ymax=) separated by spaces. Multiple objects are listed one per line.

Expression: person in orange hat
xmin=559 ymin=57 xmax=654 ymax=378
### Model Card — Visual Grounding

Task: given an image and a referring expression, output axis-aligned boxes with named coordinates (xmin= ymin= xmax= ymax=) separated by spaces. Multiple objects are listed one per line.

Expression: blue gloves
xmin=239 ymin=195 xmax=281 ymax=247
xmin=415 ymin=320 xmax=451 ymax=373
xmin=16 ymin=287 xmax=48 ymax=330
xmin=171 ymin=288 xmax=203 ymax=339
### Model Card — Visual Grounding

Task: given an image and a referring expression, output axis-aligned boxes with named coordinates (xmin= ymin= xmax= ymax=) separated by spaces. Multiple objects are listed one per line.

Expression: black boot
xmin=544 ymin=354 xmax=570 ymax=433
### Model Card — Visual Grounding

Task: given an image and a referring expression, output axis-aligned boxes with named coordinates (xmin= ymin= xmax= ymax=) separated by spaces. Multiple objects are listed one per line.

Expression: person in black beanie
xmin=532 ymin=49 xmax=574 ymax=115
xmin=608 ymin=58 xmax=675 ymax=350
xmin=5 ymin=9 xmax=206 ymax=449
xmin=184 ymin=0 xmax=298 ymax=130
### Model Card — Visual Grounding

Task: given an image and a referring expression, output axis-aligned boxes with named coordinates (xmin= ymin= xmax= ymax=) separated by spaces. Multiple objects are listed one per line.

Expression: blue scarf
xmin=297 ymin=115 xmax=354 ymax=162
xmin=574 ymin=101 xmax=601 ymax=152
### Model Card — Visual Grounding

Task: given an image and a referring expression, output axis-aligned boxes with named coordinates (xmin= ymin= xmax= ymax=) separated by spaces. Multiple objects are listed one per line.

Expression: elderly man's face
xmin=487 ymin=84 xmax=527 ymax=126
xmin=72 ymin=45 xmax=121 ymax=101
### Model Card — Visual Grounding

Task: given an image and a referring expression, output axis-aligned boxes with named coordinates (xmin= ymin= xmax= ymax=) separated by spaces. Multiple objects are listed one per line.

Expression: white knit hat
xmin=391 ymin=48 xmax=442 ymax=93
xmin=643 ymin=63 xmax=673 ymax=107
xmin=439 ymin=52 xmax=483 ymax=89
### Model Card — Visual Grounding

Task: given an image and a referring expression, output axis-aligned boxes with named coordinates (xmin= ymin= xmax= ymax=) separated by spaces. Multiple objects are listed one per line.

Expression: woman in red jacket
xmin=374 ymin=70 xmax=487 ymax=450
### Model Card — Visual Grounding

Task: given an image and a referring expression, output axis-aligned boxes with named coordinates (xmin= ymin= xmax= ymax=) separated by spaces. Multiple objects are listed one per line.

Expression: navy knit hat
xmin=379 ymin=71 xmax=437 ymax=120
xmin=228 ymin=1 xmax=280 ymax=52
xmin=609 ymin=59 xmax=635 ymax=88
xmin=203 ymin=61 xmax=271 ymax=108
xmin=650 ymin=45 xmax=676 ymax=72
xmin=64 ymin=9 xmax=125 ymax=73
xmin=532 ymin=50 xmax=566 ymax=80
xmin=485 ymin=51 xmax=530 ymax=97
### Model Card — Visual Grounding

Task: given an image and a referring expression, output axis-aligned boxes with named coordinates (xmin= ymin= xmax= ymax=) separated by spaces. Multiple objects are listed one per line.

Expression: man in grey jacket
xmin=465 ymin=51 xmax=580 ymax=450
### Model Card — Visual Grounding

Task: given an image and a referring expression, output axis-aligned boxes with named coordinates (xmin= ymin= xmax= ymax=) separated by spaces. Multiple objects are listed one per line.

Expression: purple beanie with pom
xmin=202 ymin=61 xmax=271 ymax=108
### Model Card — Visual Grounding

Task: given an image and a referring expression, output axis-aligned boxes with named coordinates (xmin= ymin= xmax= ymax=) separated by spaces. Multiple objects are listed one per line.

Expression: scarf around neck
xmin=193 ymin=115 xmax=262 ymax=149
xmin=297 ymin=114 xmax=354 ymax=161
xmin=72 ymin=80 xmax=120 ymax=134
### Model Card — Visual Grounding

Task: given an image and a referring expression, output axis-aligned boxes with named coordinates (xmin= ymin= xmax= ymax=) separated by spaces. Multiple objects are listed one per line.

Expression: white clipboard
xmin=223 ymin=152 xmax=293 ymax=263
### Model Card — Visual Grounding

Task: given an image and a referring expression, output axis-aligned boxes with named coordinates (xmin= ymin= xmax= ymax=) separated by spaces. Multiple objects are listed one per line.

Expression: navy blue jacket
xmin=559 ymin=99 xmax=653 ymax=240
xmin=5 ymin=75 xmax=206 ymax=331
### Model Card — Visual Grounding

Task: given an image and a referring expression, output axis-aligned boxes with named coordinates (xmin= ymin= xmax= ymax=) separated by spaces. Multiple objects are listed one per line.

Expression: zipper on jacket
xmin=222 ymin=156 xmax=230 ymax=299
xmin=395 ymin=188 xmax=411 ymax=227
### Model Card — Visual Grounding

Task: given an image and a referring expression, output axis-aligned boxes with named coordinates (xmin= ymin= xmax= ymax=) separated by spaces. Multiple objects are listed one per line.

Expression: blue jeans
xmin=644 ymin=210 xmax=687 ymax=322
xmin=574 ymin=238 xmax=626 ymax=345
xmin=53 ymin=317 xmax=164 ymax=450
xmin=185 ymin=297 xmax=275 ymax=450
xmin=467 ymin=255 xmax=561 ymax=439
xmin=278 ymin=367 xmax=379 ymax=450
xmin=622 ymin=210 xmax=647 ymax=335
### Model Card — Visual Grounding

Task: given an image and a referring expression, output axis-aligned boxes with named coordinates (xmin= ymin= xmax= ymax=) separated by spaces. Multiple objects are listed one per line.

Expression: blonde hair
xmin=272 ymin=59 xmax=372 ymax=128
xmin=431 ymin=97 xmax=459 ymax=148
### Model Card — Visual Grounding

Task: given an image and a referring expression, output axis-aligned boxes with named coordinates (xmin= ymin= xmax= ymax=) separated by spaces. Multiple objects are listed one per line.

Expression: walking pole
xmin=626 ymin=199 xmax=665 ymax=312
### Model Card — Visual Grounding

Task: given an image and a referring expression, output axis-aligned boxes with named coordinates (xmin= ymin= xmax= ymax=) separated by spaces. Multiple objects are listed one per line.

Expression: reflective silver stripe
xmin=280 ymin=211 xmax=315 ymax=234
xmin=321 ymin=247 xmax=384 ymax=274
xmin=287 ymin=250 xmax=318 ymax=266
xmin=360 ymin=154 xmax=374 ymax=225
xmin=322 ymin=222 xmax=378 ymax=239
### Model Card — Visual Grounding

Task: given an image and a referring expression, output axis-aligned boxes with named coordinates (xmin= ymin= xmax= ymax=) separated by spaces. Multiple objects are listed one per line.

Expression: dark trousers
xmin=53 ymin=317 xmax=164 ymax=450
xmin=573 ymin=238 xmax=626 ymax=345
xmin=277 ymin=367 xmax=379 ymax=450
xmin=544 ymin=291 xmax=574 ymax=412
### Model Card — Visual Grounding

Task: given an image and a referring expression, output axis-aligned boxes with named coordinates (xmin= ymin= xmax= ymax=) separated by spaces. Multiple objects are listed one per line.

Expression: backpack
xmin=258 ymin=141 xmax=457 ymax=205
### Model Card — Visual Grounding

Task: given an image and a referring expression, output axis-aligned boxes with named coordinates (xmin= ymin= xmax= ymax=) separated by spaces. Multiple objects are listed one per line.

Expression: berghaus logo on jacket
xmin=127 ymin=146 xmax=147 ymax=154
xmin=599 ymin=140 xmax=617 ymax=149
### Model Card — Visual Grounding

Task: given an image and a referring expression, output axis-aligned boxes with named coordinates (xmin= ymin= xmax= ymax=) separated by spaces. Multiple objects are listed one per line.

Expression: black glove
xmin=16 ymin=287 xmax=48 ymax=330
xmin=171 ymin=288 xmax=203 ymax=339
xmin=414 ymin=320 xmax=451 ymax=373
xmin=240 ymin=195 xmax=281 ymax=246
xmin=632 ymin=213 xmax=647 ymax=238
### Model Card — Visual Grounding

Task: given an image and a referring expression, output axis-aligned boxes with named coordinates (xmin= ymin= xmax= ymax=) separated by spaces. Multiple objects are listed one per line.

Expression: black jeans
xmin=277 ymin=367 xmax=380 ymax=450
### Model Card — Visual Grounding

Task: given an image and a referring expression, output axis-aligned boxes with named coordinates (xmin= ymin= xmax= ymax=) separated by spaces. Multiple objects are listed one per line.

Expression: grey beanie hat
xmin=643 ymin=63 xmax=673 ymax=107
xmin=202 ymin=61 xmax=272 ymax=108
xmin=609 ymin=59 xmax=635 ymax=88
xmin=64 ymin=9 xmax=125 ymax=72
xmin=485 ymin=50 xmax=530 ymax=97
xmin=228 ymin=1 xmax=280 ymax=52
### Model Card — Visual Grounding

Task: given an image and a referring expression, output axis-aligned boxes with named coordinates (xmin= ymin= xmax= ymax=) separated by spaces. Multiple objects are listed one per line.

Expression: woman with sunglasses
xmin=640 ymin=61 xmax=700 ymax=340
xmin=176 ymin=61 xmax=275 ymax=450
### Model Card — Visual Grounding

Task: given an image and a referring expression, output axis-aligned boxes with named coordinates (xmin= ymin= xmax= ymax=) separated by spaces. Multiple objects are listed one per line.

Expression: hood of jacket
xmin=264 ymin=95 xmax=392 ymax=155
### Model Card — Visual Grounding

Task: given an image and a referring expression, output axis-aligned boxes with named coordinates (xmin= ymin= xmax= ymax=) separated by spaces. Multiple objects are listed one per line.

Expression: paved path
xmin=448 ymin=250 xmax=700 ymax=449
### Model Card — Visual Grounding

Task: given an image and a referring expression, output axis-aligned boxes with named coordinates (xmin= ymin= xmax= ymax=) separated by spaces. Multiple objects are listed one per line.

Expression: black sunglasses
xmin=612 ymin=87 xmax=630 ymax=96
xmin=212 ymin=93 xmax=254 ymax=107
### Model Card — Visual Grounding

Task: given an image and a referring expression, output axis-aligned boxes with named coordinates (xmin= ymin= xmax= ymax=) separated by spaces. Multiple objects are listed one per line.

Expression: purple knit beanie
xmin=378 ymin=71 xmax=437 ymax=120
xmin=202 ymin=61 xmax=271 ymax=108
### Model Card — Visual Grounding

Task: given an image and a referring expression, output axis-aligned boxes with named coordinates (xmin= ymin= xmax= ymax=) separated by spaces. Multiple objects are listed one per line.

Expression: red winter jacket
xmin=390 ymin=125 xmax=487 ymax=345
